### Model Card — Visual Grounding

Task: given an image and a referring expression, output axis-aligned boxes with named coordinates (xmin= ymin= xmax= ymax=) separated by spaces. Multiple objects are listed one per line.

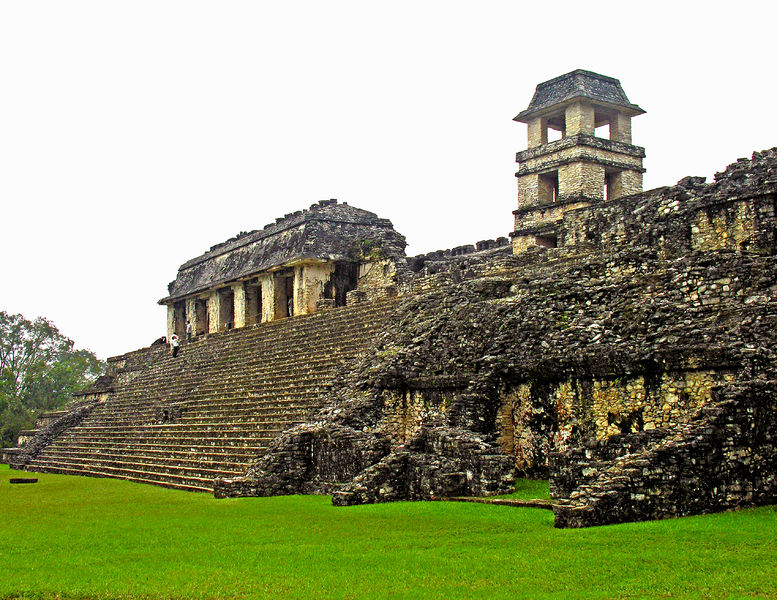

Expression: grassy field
xmin=1 ymin=464 xmax=775 ymax=599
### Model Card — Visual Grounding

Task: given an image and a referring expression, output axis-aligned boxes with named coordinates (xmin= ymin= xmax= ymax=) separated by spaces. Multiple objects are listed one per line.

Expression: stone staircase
xmin=22 ymin=299 xmax=396 ymax=492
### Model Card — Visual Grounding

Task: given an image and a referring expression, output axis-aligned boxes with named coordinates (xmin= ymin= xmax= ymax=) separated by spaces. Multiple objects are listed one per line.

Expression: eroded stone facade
xmin=9 ymin=71 xmax=777 ymax=530
xmin=159 ymin=199 xmax=407 ymax=339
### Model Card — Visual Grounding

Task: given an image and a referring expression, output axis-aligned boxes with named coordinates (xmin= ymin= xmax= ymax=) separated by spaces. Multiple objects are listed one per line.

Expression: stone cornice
xmin=516 ymin=134 xmax=645 ymax=163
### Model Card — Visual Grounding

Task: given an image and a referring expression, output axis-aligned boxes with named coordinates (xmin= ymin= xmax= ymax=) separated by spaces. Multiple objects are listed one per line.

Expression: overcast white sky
xmin=2 ymin=1 xmax=775 ymax=360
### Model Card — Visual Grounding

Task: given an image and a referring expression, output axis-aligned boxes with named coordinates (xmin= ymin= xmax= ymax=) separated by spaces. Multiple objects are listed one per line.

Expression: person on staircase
xmin=185 ymin=321 xmax=193 ymax=342
xmin=169 ymin=334 xmax=180 ymax=358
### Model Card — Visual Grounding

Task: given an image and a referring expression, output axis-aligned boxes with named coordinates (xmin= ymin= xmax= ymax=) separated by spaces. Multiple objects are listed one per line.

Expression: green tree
xmin=0 ymin=311 xmax=104 ymax=447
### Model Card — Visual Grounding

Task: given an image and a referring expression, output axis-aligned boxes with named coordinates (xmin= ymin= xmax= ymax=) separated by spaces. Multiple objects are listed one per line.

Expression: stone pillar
xmin=232 ymin=282 xmax=246 ymax=329
xmin=207 ymin=292 xmax=221 ymax=333
xmin=527 ymin=117 xmax=548 ymax=148
xmin=559 ymin=162 xmax=605 ymax=200
xmin=260 ymin=274 xmax=274 ymax=323
xmin=608 ymin=170 xmax=643 ymax=200
xmin=610 ymin=112 xmax=632 ymax=144
xmin=518 ymin=173 xmax=556 ymax=208
xmin=186 ymin=298 xmax=197 ymax=336
xmin=293 ymin=266 xmax=306 ymax=316
xmin=166 ymin=305 xmax=175 ymax=340
xmin=298 ymin=263 xmax=335 ymax=315
xmin=565 ymin=102 xmax=595 ymax=136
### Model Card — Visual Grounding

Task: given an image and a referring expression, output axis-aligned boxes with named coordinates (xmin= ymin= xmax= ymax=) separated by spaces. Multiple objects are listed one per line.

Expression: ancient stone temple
xmin=159 ymin=199 xmax=407 ymax=340
xmin=511 ymin=70 xmax=646 ymax=252
xmin=5 ymin=70 xmax=777 ymax=529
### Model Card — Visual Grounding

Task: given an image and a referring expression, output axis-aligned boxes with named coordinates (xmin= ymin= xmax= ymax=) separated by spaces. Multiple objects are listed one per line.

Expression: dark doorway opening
xmin=173 ymin=301 xmax=186 ymax=337
xmin=218 ymin=288 xmax=235 ymax=330
xmin=324 ymin=262 xmax=359 ymax=306
xmin=535 ymin=234 xmax=557 ymax=249
xmin=274 ymin=270 xmax=295 ymax=319
xmin=246 ymin=281 xmax=262 ymax=325
xmin=195 ymin=299 xmax=208 ymax=335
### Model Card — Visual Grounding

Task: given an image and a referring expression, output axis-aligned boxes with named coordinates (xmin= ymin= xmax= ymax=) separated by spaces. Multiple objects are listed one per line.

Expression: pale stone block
xmin=527 ymin=117 xmax=548 ymax=148
xmin=298 ymin=263 xmax=335 ymax=315
xmin=185 ymin=298 xmax=197 ymax=335
xmin=559 ymin=162 xmax=605 ymax=200
xmin=610 ymin=112 xmax=632 ymax=143
xmin=565 ymin=101 xmax=595 ymax=136
xmin=518 ymin=173 xmax=555 ymax=207
xmin=608 ymin=170 xmax=642 ymax=200
xmin=166 ymin=305 xmax=175 ymax=340
xmin=260 ymin=274 xmax=275 ymax=323
xmin=232 ymin=282 xmax=246 ymax=329
xmin=207 ymin=292 xmax=221 ymax=333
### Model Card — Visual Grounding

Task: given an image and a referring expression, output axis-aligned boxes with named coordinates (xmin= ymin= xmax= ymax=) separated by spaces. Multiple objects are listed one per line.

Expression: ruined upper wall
xmin=560 ymin=149 xmax=777 ymax=255
xmin=161 ymin=200 xmax=407 ymax=302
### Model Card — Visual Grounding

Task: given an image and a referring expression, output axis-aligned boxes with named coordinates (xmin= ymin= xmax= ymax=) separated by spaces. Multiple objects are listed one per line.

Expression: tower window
xmin=539 ymin=171 xmax=559 ymax=203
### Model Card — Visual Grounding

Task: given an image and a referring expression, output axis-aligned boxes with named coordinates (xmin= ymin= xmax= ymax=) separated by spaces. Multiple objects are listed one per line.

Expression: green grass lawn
xmin=1 ymin=464 xmax=775 ymax=600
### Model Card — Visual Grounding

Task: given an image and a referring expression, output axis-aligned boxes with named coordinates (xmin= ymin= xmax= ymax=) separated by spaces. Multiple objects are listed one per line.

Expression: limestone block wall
xmin=378 ymin=387 xmax=459 ymax=448
xmin=497 ymin=369 xmax=736 ymax=475
xmin=608 ymin=169 xmax=642 ymax=199
xmin=558 ymin=162 xmax=605 ymax=200
xmin=296 ymin=263 xmax=336 ymax=315
xmin=560 ymin=150 xmax=777 ymax=256
xmin=551 ymin=381 xmax=777 ymax=528
xmin=516 ymin=135 xmax=646 ymax=205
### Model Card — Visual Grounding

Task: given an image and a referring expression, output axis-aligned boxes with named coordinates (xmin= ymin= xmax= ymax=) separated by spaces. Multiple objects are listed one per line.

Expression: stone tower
xmin=511 ymin=70 xmax=646 ymax=253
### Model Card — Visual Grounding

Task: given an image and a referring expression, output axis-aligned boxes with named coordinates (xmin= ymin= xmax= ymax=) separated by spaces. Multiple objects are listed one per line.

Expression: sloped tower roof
xmin=514 ymin=69 xmax=645 ymax=122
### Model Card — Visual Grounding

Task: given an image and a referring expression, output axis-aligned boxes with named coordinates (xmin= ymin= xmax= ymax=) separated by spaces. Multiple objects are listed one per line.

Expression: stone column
xmin=299 ymin=263 xmax=334 ymax=315
xmin=527 ymin=117 xmax=548 ymax=148
xmin=232 ymin=282 xmax=246 ymax=329
xmin=610 ymin=113 xmax=632 ymax=144
xmin=565 ymin=102 xmax=595 ymax=136
xmin=186 ymin=298 xmax=197 ymax=336
xmin=166 ymin=305 xmax=175 ymax=340
xmin=260 ymin=274 xmax=275 ymax=323
xmin=207 ymin=292 xmax=221 ymax=333
xmin=518 ymin=173 xmax=556 ymax=208
xmin=293 ymin=266 xmax=306 ymax=317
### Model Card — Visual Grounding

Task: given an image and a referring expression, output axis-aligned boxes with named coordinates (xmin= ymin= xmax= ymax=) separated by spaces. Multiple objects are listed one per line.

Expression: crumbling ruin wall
xmin=551 ymin=380 xmax=777 ymax=528
xmin=217 ymin=235 xmax=777 ymax=505
xmin=181 ymin=150 xmax=777 ymax=523
xmin=6 ymin=399 xmax=102 ymax=470
xmin=561 ymin=150 xmax=777 ymax=256
xmin=497 ymin=368 xmax=737 ymax=476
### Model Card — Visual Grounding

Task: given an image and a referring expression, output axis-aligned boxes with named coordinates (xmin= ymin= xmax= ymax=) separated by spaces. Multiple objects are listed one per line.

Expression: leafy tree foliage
xmin=0 ymin=311 xmax=104 ymax=447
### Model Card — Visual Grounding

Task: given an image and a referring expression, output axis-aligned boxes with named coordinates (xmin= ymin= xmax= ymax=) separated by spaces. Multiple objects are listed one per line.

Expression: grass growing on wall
xmin=1 ymin=464 xmax=775 ymax=600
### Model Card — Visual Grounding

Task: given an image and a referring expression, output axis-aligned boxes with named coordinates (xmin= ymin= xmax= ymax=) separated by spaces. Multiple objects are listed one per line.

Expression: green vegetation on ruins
xmin=2 ymin=465 xmax=775 ymax=600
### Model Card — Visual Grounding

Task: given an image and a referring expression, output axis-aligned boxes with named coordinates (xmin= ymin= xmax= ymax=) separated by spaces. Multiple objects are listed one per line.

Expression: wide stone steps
xmin=24 ymin=299 xmax=397 ymax=491
xmin=37 ymin=440 xmax=266 ymax=455
xmin=37 ymin=446 xmax=256 ymax=468
xmin=27 ymin=454 xmax=242 ymax=480
xmin=23 ymin=461 xmax=216 ymax=492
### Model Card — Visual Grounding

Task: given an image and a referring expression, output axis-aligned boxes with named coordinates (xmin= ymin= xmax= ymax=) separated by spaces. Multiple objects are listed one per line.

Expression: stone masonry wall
xmin=560 ymin=150 xmax=777 ymax=256
xmin=218 ymin=233 xmax=777 ymax=506
xmin=551 ymin=380 xmax=777 ymax=528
